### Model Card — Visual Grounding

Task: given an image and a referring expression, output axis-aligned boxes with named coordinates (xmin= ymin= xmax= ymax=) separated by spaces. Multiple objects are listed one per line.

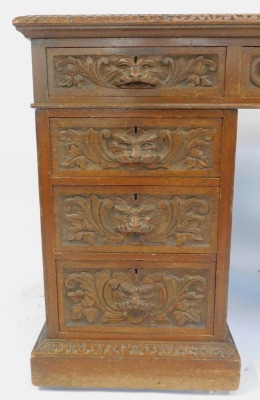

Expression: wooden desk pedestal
xmin=13 ymin=14 xmax=260 ymax=391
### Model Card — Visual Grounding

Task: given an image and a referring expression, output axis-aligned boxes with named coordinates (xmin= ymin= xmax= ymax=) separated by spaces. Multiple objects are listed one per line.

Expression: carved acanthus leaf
xmin=55 ymin=55 xmax=217 ymax=89
xmin=63 ymin=195 xmax=121 ymax=245
xmin=58 ymin=126 xmax=214 ymax=171
xmin=65 ymin=268 xmax=207 ymax=327
xmin=61 ymin=194 xmax=210 ymax=246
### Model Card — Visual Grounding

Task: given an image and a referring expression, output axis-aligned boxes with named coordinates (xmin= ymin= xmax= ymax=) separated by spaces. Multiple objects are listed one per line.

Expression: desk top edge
xmin=13 ymin=14 xmax=260 ymax=40
xmin=12 ymin=14 xmax=260 ymax=26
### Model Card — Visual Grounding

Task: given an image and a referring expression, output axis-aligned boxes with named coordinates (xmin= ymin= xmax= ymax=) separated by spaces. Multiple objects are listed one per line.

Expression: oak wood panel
xmin=57 ymin=259 xmax=215 ymax=340
xmin=47 ymin=47 xmax=226 ymax=99
xmin=50 ymin=116 xmax=222 ymax=177
xmin=53 ymin=185 xmax=219 ymax=254
xmin=25 ymin=26 xmax=260 ymax=38
xmin=214 ymin=110 xmax=238 ymax=340
xmin=48 ymin=108 xmax=225 ymax=118
xmin=225 ymin=46 xmax=243 ymax=101
xmin=54 ymin=252 xmax=217 ymax=262
xmin=32 ymin=100 xmax=260 ymax=109
xmin=30 ymin=324 xmax=240 ymax=390
xmin=21 ymin=26 xmax=260 ymax=39
xmin=51 ymin=177 xmax=220 ymax=187
xmin=13 ymin=13 xmax=250 ymax=391
xmin=35 ymin=110 xmax=59 ymax=337
xmin=31 ymin=40 xmax=48 ymax=102
xmin=28 ymin=37 xmax=260 ymax=48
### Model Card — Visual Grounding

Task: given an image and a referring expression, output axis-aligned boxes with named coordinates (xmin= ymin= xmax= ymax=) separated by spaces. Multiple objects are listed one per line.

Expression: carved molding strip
xmin=34 ymin=325 xmax=238 ymax=359
xmin=250 ymin=57 xmax=260 ymax=87
xmin=14 ymin=14 xmax=260 ymax=26
xmin=60 ymin=194 xmax=211 ymax=247
xmin=57 ymin=126 xmax=215 ymax=171
xmin=55 ymin=55 xmax=217 ymax=89
xmin=64 ymin=268 xmax=206 ymax=327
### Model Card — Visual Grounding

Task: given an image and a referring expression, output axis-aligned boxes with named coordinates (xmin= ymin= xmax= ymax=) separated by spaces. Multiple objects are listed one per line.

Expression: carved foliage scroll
xmin=64 ymin=268 xmax=207 ymax=327
xmin=14 ymin=14 xmax=260 ymax=25
xmin=57 ymin=126 xmax=215 ymax=171
xmin=55 ymin=54 xmax=218 ymax=89
xmin=60 ymin=194 xmax=211 ymax=247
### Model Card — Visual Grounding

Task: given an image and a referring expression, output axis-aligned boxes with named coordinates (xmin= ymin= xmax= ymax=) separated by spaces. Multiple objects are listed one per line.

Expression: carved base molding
xmin=31 ymin=323 xmax=240 ymax=390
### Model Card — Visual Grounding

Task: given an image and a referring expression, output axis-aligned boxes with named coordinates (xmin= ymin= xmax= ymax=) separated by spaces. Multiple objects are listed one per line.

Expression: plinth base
xmin=31 ymin=324 xmax=240 ymax=391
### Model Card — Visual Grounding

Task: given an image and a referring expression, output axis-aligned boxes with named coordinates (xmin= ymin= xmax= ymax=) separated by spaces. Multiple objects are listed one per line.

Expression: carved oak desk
xmin=13 ymin=14 xmax=260 ymax=391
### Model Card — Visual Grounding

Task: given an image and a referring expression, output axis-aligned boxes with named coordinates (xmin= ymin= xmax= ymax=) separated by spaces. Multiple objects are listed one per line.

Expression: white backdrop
xmin=1 ymin=1 xmax=259 ymax=399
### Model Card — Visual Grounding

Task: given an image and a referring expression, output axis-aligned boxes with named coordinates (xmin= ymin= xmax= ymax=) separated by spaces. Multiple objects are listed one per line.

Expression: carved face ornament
xmin=113 ymin=281 xmax=158 ymax=324
xmin=65 ymin=268 xmax=206 ymax=326
xmin=56 ymin=54 xmax=217 ymax=89
xmin=113 ymin=197 xmax=160 ymax=239
xmin=109 ymin=129 xmax=160 ymax=165
xmin=106 ymin=57 xmax=164 ymax=88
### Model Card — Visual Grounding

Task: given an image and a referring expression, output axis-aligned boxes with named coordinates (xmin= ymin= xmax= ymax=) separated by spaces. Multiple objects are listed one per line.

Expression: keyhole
xmin=134 ymin=126 xmax=137 ymax=133
xmin=134 ymin=56 xmax=138 ymax=63
xmin=134 ymin=193 xmax=138 ymax=201
xmin=135 ymin=268 xmax=138 ymax=275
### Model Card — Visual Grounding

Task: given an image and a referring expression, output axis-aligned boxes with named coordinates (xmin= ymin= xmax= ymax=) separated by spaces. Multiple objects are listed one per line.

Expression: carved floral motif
xmin=14 ymin=14 xmax=260 ymax=25
xmin=55 ymin=55 xmax=217 ymax=89
xmin=61 ymin=194 xmax=210 ymax=246
xmin=57 ymin=126 xmax=214 ymax=171
xmin=34 ymin=325 xmax=238 ymax=359
xmin=64 ymin=268 xmax=206 ymax=326
xmin=250 ymin=57 xmax=260 ymax=87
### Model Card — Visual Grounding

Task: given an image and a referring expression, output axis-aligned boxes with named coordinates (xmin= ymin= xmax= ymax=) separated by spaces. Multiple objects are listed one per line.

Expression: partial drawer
xmin=53 ymin=185 xmax=219 ymax=254
xmin=57 ymin=259 xmax=215 ymax=339
xmin=47 ymin=47 xmax=226 ymax=99
xmin=50 ymin=117 xmax=222 ymax=177
xmin=240 ymin=47 xmax=260 ymax=97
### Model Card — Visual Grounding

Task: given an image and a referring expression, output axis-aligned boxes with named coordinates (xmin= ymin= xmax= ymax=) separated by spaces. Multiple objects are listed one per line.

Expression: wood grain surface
xmin=12 ymin=14 xmax=255 ymax=390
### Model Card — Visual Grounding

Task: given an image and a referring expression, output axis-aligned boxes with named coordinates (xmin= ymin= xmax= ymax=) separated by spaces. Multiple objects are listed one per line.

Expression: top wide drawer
xmin=47 ymin=47 xmax=226 ymax=99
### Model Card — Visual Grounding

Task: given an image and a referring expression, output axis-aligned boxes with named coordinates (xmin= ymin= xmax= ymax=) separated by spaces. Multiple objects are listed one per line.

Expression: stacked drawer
xmin=47 ymin=107 xmax=225 ymax=341
xmin=14 ymin=14 xmax=251 ymax=390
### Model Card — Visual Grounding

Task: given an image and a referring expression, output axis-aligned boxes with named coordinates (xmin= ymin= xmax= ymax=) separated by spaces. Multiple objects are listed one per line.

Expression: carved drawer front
xmin=57 ymin=259 xmax=215 ymax=339
xmin=50 ymin=117 xmax=222 ymax=177
xmin=47 ymin=47 xmax=226 ymax=99
xmin=53 ymin=186 xmax=219 ymax=254
xmin=241 ymin=47 xmax=260 ymax=97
